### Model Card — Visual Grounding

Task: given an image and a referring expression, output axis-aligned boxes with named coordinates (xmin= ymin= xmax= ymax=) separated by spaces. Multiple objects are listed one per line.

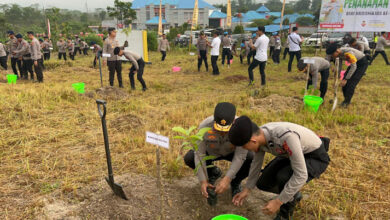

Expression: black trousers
xmin=198 ymin=50 xmax=208 ymax=71
xmin=22 ymin=59 xmax=34 ymax=79
xmin=257 ymin=138 xmax=330 ymax=196
xmin=161 ymin=51 xmax=167 ymax=61
xmin=283 ymin=48 xmax=289 ymax=60
xmin=288 ymin=51 xmax=301 ymax=72
xmin=74 ymin=47 xmax=81 ymax=55
xmin=269 ymin=46 xmax=275 ymax=57
xmin=83 ymin=48 xmax=88 ymax=55
xmin=342 ymin=57 xmax=368 ymax=104
xmin=184 ymin=150 xmax=254 ymax=186
xmin=34 ymin=59 xmax=44 ymax=82
xmin=108 ymin=60 xmax=123 ymax=87
xmin=211 ymin=55 xmax=219 ymax=75
xmin=248 ymin=59 xmax=266 ymax=85
xmin=0 ymin=56 xmax=7 ymax=70
xmin=273 ymin=49 xmax=281 ymax=64
xmin=58 ymin=52 xmax=67 ymax=61
xmin=247 ymin=50 xmax=256 ymax=65
xmin=44 ymin=52 xmax=50 ymax=60
xmin=307 ymin=68 xmax=330 ymax=98
xmin=371 ymin=51 xmax=389 ymax=65
xmin=69 ymin=52 xmax=75 ymax=60
xmin=11 ymin=57 xmax=22 ymax=77
xmin=129 ymin=58 xmax=147 ymax=89
xmin=222 ymin=48 xmax=231 ymax=65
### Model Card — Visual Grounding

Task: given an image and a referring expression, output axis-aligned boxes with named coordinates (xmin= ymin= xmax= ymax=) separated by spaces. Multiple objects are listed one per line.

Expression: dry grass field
xmin=0 ymin=49 xmax=389 ymax=219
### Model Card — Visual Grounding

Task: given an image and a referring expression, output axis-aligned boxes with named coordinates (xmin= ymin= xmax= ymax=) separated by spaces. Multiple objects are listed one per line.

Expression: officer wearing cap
xmin=57 ymin=38 xmax=67 ymax=61
xmin=42 ymin=36 xmax=53 ymax=61
xmin=221 ymin=32 xmax=232 ymax=68
xmin=7 ymin=31 xmax=22 ymax=77
xmin=27 ymin=31 xmax=44 ymax=82
xmin=326 ymin=43 xmax=368 ymax=107
xmin=229 ymin=116 xmax=330 ymax=220
xmin=13 ymin=34 xmax=33 ymax=80
xmin=91 ymin=41 xmax=102 ymax=68
xmin=184 ymin=102 xmax=253 ymax=200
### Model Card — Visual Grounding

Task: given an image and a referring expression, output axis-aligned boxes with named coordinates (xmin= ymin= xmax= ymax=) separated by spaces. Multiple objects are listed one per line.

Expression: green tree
xmin=293 ymin=0 xmax=311 ymax=12
xmin=80 ymin=13 xmax=89 ymax=23
xmin=249 ymin=19 xmax=272 ymax=27
xmin=213 ymin=4 xmax=227 ymax=13
xmin=233 ymin=25 xmax=244 ymax=34
xmin=265 ymin=0 xmax=282 ymax=12
xmin=295 ymin=17 xmax=315 ymax=26
xmin=107 ymin=0 xmax=137 ymax=25
xmin=311 ymin=0 xmax=322 ymax=11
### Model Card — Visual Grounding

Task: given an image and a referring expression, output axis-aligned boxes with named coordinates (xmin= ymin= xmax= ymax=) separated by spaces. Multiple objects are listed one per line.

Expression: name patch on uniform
xmin=102 ymin=53 xmax=111 ymax=58
xmin=283 ymin=141 xmax=292 ymax=156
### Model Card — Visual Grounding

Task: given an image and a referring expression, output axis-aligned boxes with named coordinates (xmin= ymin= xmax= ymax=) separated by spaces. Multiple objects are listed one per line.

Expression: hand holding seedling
xmin=201 ymin=181 xmax=215 ymax=198
xmin=262 ymin=199 xmax=283 ymax=215
xmin=215 ymin=176 xmax=231 ymax=194
xmin=232 ymin=188 xmax=250 ymax=206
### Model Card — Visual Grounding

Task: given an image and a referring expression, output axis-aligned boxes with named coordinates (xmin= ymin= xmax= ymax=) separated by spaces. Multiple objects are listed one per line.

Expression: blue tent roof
xmin=272 ymin=13 xmax=315 ymax=24
xmin=146 ymin=16 xmax=167 ymax=24
xmin=256 ymin=5 xmax=270 ymax=13
xmin=177 ymin=0 xmax=215 ymax=9
xmin=244 ymin=25 xmax=289 ymax=33
xmin=232 ymin=11 xmax=267 ymax=23
xmin=131 ymin=0 xmax=214 ymax=9
xmin=209 ymin=11 xmax=227 ymax=19
xmin=268 ymin=12 xmax=281 ymax=17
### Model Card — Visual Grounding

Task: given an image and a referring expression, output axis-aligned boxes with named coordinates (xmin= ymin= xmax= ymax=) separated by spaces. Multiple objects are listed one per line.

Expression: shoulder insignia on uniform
xmin=209 ymin=144 xmax=215 ymax=149
xmin=207 ymin=130 xmax=215 ymax=134
xmin=283 ymin=141 xmax=292 ymax=156
xmin=208 ymin=135 xmax=216 ymax=140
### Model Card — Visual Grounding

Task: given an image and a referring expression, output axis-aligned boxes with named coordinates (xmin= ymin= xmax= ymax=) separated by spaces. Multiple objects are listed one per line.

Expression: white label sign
xmin=146 ymin=131 xmax=169 ymax=149
xmin=304 ymin=59 xmax=315 ymax=64
xmin=102 ymin=53 xmax=111 ymax=58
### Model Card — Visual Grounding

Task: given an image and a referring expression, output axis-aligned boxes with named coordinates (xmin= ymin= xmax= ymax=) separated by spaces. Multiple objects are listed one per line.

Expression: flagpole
xmin=158 ymin=0 xmax=163 ymax=36
xmin=227 ymin=0 xmax=232 ymax=29
xmin=279 ymin=0 xmax=286 ymax=38
xmin=190 ymin=0 xmax=199 ymax=52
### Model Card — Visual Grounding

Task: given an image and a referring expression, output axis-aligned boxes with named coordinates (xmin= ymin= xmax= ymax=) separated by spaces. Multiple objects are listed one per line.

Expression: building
xmin=209 ymin=11 xmax=227 ymax=28
xmin=131 ymin=0 xmax=215 ymax=30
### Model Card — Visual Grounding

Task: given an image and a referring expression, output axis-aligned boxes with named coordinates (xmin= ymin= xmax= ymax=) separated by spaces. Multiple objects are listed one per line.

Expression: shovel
xmin=332 ymin=58 xmax=340 ymax=112
xmin=96 ymin=99 xmax=128 ymax=200
xmin=98 ymin=55 xmax=103 ymax=88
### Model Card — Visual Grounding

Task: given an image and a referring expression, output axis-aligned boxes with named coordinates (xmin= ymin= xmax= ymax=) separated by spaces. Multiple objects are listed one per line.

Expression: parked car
xmin=324 ymin=32 xmax=345 ymax=48
xmin=304 ymin=33 xmax=328 ymax=47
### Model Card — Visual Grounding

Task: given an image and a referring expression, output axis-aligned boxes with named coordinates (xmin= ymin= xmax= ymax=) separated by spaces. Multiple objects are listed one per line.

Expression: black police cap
xmin=15 ymin=34 xmax=23 ymax=39
xmin=213 ymin=102 xmax=236 ymax=132
xmin=326 ymin=43 xmax=338 ymax=55
xmin=114 ymin=47 xmax=121 ymax=55
xmin=27 ymin=31 xmax=34 ymax=35
xmin=7 ymin=30 xmax=14 ymax=35
xmin=108 ymin=27 xmax=116 ymax=32
xmin=228 ymin=116 xmax=253 ymax=146
xmin=297 ymin=58 xmax=307 ymax=71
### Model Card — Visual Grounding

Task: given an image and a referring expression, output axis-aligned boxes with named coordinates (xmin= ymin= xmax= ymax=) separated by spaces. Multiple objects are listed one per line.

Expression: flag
xmin=158 ymin=0 xmax=163 ymax=36
xmin=227 ymin=0 xmax=232 ymax=28
xmin=47 ymin=19 xmax=51 ymax=38
xmin=191 ymin=0 xmax=199 ymax=30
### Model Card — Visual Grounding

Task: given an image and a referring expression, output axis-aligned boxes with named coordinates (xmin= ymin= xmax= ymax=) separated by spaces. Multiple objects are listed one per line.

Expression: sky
xmin=0 ymin=0 xmax=245 ymax=12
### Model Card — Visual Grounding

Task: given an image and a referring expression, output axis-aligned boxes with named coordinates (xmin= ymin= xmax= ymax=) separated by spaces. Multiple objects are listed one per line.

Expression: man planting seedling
xmin=229 ymin=116 xmax=330 ymax=220
xmin=297 ymin=57 xmax=330 ymax=99
xmin=183 ymin=102 xmax=253 ymax=204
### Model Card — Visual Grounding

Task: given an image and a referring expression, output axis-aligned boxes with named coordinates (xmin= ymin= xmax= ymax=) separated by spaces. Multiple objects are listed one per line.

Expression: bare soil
xmin=250 ymin=94 xmax=302 ymax=112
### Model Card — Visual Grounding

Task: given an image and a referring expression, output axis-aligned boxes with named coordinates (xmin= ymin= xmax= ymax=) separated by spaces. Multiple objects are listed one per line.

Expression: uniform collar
xmin=261 ymin=127 xmax=271 ymax=147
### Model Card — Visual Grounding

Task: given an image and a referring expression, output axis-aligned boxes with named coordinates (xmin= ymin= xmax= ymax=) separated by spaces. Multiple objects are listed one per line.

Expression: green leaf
xmin=172 ymin=127 xmax=189 ymax=136
xmin=313 ymin=89 xmax=320 ymax=96
xmin=182 ymin=146 xmax=194 ymax=151
xmin=173 ymin=135 xmax=186 ymax=140
xmin=197 ymin=127 xmax=212 ymax=138
xmin=300 ymin=88 xmax=305 ymax=95
xmin=308 ymin=85 xmax=314 ymax=90
xmin=206 ymin=165 xmax=215 ymax=168
xmin=190 ymin=135 xmax=203 ymax=141
xmin=187 ymin=126 xmax=197 ymax=135
xmin=202 ymin=155 xmax=216 ymax=162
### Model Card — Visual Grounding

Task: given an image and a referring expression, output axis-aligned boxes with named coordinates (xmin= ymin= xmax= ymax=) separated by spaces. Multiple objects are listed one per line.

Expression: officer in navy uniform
xmin=229 ymin=116 xmax=330 ymax=220
xmin=184 ymin=103 xmax=254 ymax=201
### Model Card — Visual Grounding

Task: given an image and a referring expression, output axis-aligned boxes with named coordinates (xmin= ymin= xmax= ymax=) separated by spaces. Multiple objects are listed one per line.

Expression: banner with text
xmin=318 ymin=0 xmax=390 ymax=32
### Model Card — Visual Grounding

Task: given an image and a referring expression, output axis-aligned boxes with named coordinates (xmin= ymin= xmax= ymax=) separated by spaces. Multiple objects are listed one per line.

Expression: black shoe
xmin=274 ymin=192 xmax=302 ymax=220
xmin=208 ymin=167 xmax=222 ymax=185
xmin=142 ymin=87 xmax=147 ymax=92
xmin=231 ymin=183 xmax=242 ymax=198
xmin=119 ymin=85 xmax=124 ymax=88
xmin=340 ymin=101 xmax=350 ymax=108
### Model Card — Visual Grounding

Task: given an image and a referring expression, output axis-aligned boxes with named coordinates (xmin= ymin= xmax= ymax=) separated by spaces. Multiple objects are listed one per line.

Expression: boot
xmin=274 ymin=192 xmax=302 ymax=220
xmin=208 ymin=166 xmax=222 ymax=185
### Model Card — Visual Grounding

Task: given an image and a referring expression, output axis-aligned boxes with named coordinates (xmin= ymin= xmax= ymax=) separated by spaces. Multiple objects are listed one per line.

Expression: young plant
xmin=301 ymin=85 xmax=321 ymax=96
xmin=172 ymin=126 xmax=216 ymax=178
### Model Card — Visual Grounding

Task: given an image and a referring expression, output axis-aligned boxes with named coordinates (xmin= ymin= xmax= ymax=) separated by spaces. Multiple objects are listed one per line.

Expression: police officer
xmin=74 ymin=35 xmax=81 ymax=55
xmin=103 ymin=27 xmax=127 ymax=88
xmin=42 ymin=36 xmax=53 ymax=60
xmin=13 ymin=34 xmax=33 ymax=80
xmin=221 ymin=32 xmax=232 ymax=68
xmin=158 ymin=34 xmax=170 ymax=61
xmin=28 ymin=31 xmax=44 ymax=83
xmin=0 ymin=41 xmax=7 ymax=70
xmin=297 ymin=57 xmax=330 ymax=99
xmin=229 ymin=116 xmax=330 ymax=220
xmin=247 ymin=33 xmax=257 ymax=65
xmin=67 ymin=38 xmax=75 ymax=61
xmin=326 ymin=43 xmax=369 ymax=107
xmin=370 ymin=32 xmax=390 ymax=65
xmin=57 ymin=38 xmax=67 ymax=61
xmin=196 ymin=31 xmax=209 ymax=72
xmin=114 ymin=47 xmax=147 ymax=91
xmin=348 ymin=38 xmax=371 ymax=62
xmin=183 ymin=103 xmax=253 ymax=200
xmin=269 ymin=33 xmax=276 ymax=58
xmin=91 ymin=41 xmax=102 ymax=68
xmin=7 ymin=31 xmax=22 ymax=77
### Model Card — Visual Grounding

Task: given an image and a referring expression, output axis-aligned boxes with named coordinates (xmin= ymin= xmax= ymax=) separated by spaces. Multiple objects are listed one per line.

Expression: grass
xmin=0 ymin=49 xmax=390 ymax=219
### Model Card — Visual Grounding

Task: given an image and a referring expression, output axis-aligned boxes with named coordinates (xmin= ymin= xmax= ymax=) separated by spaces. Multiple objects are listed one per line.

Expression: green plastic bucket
xmin=304 ymin=95 xmax=323 ymax=113
xmin=212 ymin=214 xmax=248 ymax=220
xmin=72 ymin=83 xmax=85 ymax=94
xmin=7 ymin=74 xmax=17 ymax=84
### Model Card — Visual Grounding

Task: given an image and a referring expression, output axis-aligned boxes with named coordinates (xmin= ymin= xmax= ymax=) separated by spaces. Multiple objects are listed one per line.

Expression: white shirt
xmin=288 ymin=32 xmax=302 ymax=52
xmin=254 ymin=34 xmax=269 ymax=62
xmin=210 ymin=37 xmax=221 ymax=56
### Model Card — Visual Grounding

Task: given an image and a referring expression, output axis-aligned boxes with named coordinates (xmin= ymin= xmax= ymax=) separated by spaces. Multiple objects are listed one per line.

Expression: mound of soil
xmin=39 ymin=174 xmax=275 ymax=220
xmin=109 ymin=114 xmax=144 ymax=132
xmin=224 ymin=75 xmax=247 ymax=82
xmin=96 ymin=87 xmax=129 ymax=100
xmin=250 ymin=94 xmax=302 ymax=112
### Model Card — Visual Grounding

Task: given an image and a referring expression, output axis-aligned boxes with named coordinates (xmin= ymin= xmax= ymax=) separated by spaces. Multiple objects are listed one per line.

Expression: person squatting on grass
xmin=183 ymin=103 xmax=253 ymax=200
xmin=297 ymin=57 xmax=330 ymax=99
xmin=158 ymin=34 xmax=170 ymax=62
xmin=196 ymin=31 xmax=209 ymax=72
xmin=114 ymin=47 xmax=147 ymax=92
xmin=248 ymin=26 xmax=269 ymax=86
xmin=229 ymin=116 xmax=330 ymax=220
xmin=326 ymin=43 xmax=369 ymax=107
